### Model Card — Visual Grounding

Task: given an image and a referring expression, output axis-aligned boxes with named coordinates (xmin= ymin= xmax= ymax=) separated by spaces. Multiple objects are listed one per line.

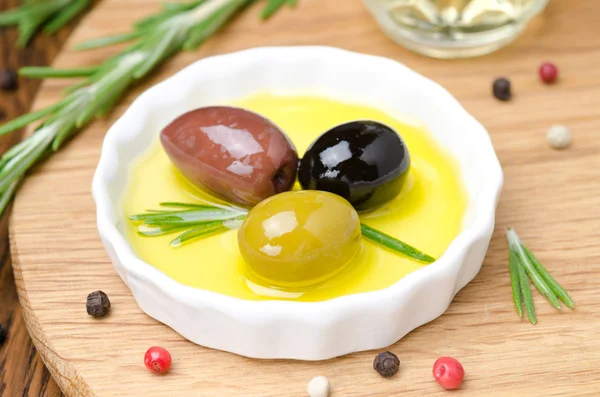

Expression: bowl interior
xmin=100 ymin=46 xmax=499 ymax=285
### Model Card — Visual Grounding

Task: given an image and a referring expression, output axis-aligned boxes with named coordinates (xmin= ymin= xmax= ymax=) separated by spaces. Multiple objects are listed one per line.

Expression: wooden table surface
xmin=0 ymin=1 xmax=81 ymax=395
xmin=2 ymin=0 xmax=600 ymax=396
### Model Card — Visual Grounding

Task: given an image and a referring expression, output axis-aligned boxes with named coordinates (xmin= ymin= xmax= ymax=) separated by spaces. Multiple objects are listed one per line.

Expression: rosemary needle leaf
xmin=19 ymin=66 xmax=100 ymax=79
xmin=134 ymin=12 xmax=178 ymax=30
xmin=0 ymin=9 xmax=26 ymax=26
xmin=138 ymin=223 xmax=192 ymax=237
xmin=516 ymin=252 xmax=537 ymax=325
xmin=522 ymin=244 xmax=575 ymax=309
xmin=261 ymin=0 xmax=290 ymax=20
xmin=73 ymin=32 xmax=142 ymax=51
xmin=170 ymin=221 xmax=229 ymax=247
xmin=18 ymin=19 xmax=43 ymax=48
xmin=163 ymin=2 xmax=206 ymax=12
xmin=159 ymin=202 xmax=214 ymax=209
xmin=508 ymin=249 xmax=523 ymax=318
xmin=0 ymin=143 xmax=27 ymax=169
xmin=0 ymin=179 xmax=20 ymax=216
xmin=134 ymin=1 xmax=206 ymax=30
xmin=360 ymin=223 xmax=435 ymax=263
xmin=44 ymin=0 xmax=91 ymax=35
xmin=506 ymin=228 xmax=561 ymax=310
xmin=130 ymin=208 xmax=243 ymax=224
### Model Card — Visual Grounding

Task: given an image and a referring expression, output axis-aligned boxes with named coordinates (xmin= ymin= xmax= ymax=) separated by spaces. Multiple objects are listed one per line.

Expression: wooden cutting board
xmin=9 ymin=1 xmax=600 ymax=396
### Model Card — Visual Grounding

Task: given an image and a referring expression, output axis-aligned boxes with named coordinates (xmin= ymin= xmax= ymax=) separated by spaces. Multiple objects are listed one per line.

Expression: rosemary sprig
xmin=506 ymin=228 xmax=575 ymax=324
xmin=0 ymin=0 xmax=294 ymax=220
xmin=20 ymin=66 xmax=100 ymax=78
xmin=130 ymin=202 xmax=437 ymax=263
xmin=0 ymin=0 xmax=92 ymax=47
xmin=360 ymin=223 xmax=435 ymax=263
xmin=131 ymin=202 xmax=246 ymax=247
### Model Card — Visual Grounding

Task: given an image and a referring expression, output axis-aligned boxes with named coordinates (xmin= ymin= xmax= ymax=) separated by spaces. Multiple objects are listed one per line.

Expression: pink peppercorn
xmin=433 ymin=357 xmax=464 ymax=390
xmin=539 ymin=62 xmax=559 ymax=84
xmin=144 ymin=346 xmax=172 ymax=374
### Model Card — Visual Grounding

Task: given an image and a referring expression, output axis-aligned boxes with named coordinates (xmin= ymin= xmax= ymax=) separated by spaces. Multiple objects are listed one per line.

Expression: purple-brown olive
xmin=298 ymin=121 xmax=410 ymax=212
xmin=161 ymin=106 xmax=298 ymax=207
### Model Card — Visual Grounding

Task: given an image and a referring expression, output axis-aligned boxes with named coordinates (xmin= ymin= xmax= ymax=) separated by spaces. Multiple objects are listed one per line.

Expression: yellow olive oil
xmin=122 ymin=94 xmax=467 ymax=301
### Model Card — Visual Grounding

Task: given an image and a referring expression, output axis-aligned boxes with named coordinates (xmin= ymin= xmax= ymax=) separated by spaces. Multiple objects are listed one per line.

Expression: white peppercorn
xmin=547 ymin=125 xmax=571 ymax=149
xmin=307 ymin=375 xmax=330 ymax=397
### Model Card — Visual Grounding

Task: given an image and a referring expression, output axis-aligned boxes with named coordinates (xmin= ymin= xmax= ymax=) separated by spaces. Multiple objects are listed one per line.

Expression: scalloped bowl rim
xmin=92 ymin=46 xmax=503 ymax=360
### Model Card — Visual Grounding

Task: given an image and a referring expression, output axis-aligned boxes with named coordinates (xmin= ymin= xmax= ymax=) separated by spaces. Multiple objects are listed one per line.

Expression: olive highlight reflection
xmin=298 ymin=121 xmax=411 ymax=212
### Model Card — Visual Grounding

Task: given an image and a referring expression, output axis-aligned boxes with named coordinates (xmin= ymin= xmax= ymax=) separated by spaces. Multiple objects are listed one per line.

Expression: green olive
xmin=238 ymin=191 xmax=361 ymax=288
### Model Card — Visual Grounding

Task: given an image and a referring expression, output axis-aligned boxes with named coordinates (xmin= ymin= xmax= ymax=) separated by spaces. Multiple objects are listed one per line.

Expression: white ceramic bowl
xmin=92 ymin=46 xmax=503 ymax=361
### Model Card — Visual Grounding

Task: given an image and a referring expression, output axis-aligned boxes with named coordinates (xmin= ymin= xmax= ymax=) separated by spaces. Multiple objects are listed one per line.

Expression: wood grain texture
xmin=9 ymin=0 xmax=600 ymax=396
xmin=0 ymin=0 xmax=89 ymax=395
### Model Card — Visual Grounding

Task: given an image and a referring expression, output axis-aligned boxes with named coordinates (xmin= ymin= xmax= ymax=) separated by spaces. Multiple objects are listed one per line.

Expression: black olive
xmin=298 ymin=121 xmax=410 ymax=212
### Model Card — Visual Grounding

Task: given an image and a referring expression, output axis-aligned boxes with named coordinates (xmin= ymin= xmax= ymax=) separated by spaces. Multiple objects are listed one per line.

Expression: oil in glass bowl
xmin=363 ymin=0 xmax=549 ymax=58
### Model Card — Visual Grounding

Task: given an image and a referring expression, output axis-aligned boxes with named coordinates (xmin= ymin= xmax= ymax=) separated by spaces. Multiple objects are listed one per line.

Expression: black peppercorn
xmin=373 ymin=351 xmax=400 ymax=377
xmin=0 ymin=323 xmax=7 ymax=346
xmin=0 ymin=69 xmax=19 ymax=91
xmin=493 ymin=78 xmax=511 ymax=101
xmin=86 ymin=290 xmax=111 ymax=317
